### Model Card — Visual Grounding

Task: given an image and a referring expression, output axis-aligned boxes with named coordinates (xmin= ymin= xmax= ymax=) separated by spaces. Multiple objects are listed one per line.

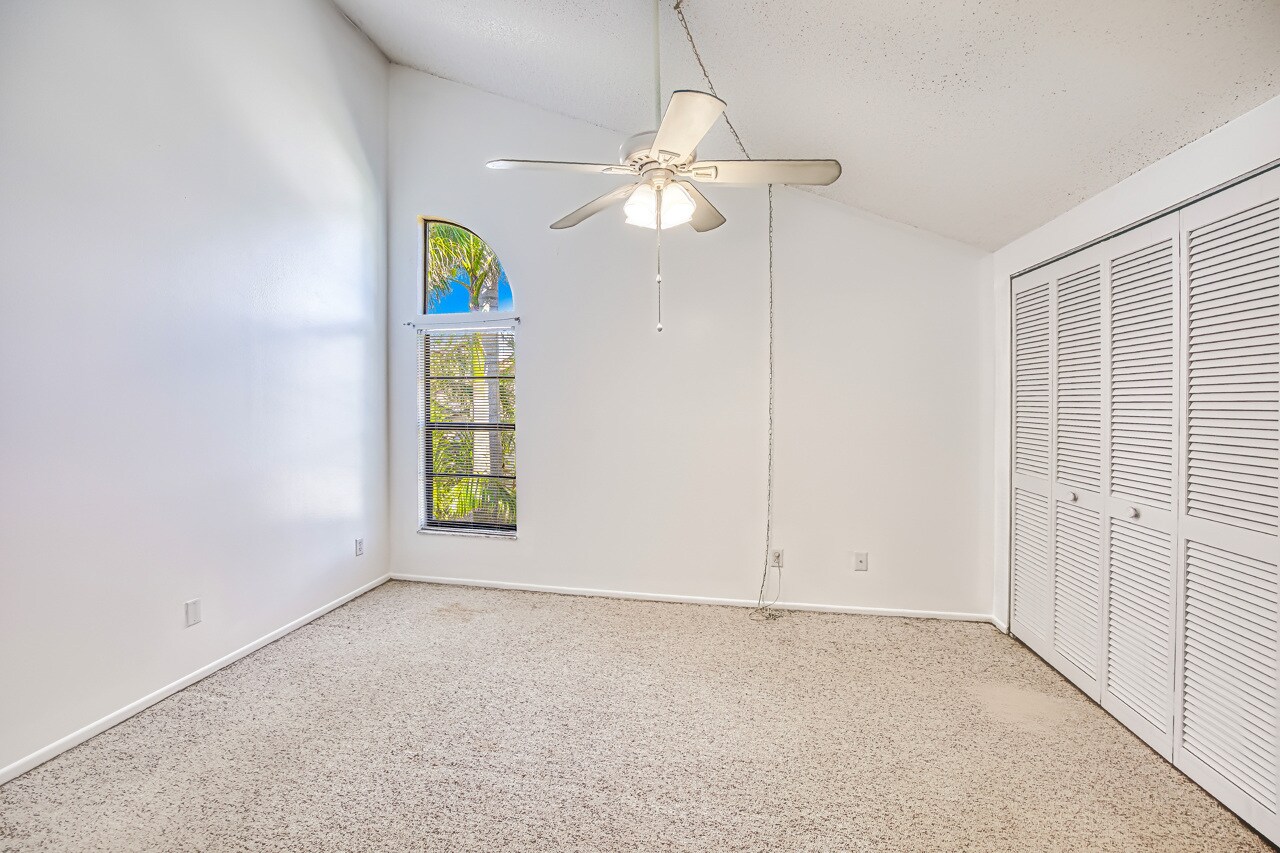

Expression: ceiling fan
xmin=486 ymin=89 xmax=842 ymax=232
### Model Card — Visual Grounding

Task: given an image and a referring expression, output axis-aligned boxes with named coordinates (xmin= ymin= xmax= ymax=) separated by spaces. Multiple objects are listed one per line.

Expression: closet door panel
xmin=1012 ymin=272 xmax=1054 ymax=652
xmin=1110 ymin=234 xmax=1177 ymax=511
xmin=1175 ymin=169 xmax=1280 ymax=839
xmin=1106 ymin=514 xmax=1176 ymax=756
xmin=1013 ymin=487 xmax=1052 ymax=648
xmin=1056 ymin=262 xmax=1104 ymax=493
xmin=1054 ymin=495 xmax=1103 ymax=691
xmin=1052 ymin=256 xmax=1106 ymax=696
xmin=1177 ymin=525 xmax=1279 ymax=828
xmin=1184 ymin=191 xmax=1280 ymax=537
xmin=1014 ymin=277 xmax=1052 ymax=482
xmin=1101 ymin=216 xmax=1180 ymax=758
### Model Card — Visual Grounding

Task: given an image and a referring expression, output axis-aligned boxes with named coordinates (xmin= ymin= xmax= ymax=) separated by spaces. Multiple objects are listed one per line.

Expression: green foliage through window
xmin=425 ymin=221 xmax=514 ymax=314
xmin=421 ymin=331 xmax=516 ymax=531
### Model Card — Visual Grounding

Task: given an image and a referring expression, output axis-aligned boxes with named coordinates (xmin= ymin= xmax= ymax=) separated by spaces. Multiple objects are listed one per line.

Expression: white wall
xmin=0 ymin=0 xmax=389 ymax=778
xmin=388 ymin=68 xmax=991 ymax=617
xmin=987 ymin=95 xmax=1280 ymax=626
xmin=770 ymin=191 xmax=991 ymax=616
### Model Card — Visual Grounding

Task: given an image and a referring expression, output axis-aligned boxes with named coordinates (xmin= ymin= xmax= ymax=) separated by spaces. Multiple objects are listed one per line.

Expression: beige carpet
xmin=0 ymin=581 xmax=1268 ymax=852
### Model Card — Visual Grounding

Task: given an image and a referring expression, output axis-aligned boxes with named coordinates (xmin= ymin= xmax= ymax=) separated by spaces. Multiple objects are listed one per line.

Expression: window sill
xmin=417 ymin=528 xmax=517 ymax=540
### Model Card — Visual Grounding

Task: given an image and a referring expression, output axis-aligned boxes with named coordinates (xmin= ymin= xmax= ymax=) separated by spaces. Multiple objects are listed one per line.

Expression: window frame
xmin=415 ymin=217 xmax=519 ymax=538
xmin=419 ymin=217 xmax=514 ymax=316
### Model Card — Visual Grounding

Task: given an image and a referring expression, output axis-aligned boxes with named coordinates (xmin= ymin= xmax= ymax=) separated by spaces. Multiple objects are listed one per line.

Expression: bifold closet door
xmin=1009 ymin=166 xmax=1280 ymax=844
xmin=1099 ymin=216 xmax=1180 ymax=759
xmin=1012 ymin=252 xmax=1108 ymax=699
xmin=1174 ymin=169 xmax=1280 ymax=837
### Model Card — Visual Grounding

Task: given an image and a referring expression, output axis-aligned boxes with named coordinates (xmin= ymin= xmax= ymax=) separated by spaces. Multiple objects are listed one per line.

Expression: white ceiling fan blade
xmin=685 ymin=159 xmax=842 ymax=186
xmin=649 ymin=90 xmax=726 ymax=164
xmin=550 ymin=183 xmax=640 ymax=229
xmin=488 ymin=159 xmax=638 ymax=175
xmin=676 ymin=181 xmax=726 ymax=233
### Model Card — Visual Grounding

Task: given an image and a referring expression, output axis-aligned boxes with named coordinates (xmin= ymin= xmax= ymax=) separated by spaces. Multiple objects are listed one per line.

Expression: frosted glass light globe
xmin=624 ymin=183 xmax=695 ymax=230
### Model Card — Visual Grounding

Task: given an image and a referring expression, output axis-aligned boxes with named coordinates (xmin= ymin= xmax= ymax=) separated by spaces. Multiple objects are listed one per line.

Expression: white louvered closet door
xmin=1008 ymin=167 xmax=1280 ymax=845
xmin=1011 ymin=249 xmax=1110 ymax=693
xmin=1174 ymin=169 xmax=1280 ymax=838
xmin=1099 ymin=215 xmax=1181 ymax=759
xmin=1051 ymin=253 xmax=1107 ymax=699
xmin=1012 ymin=271 xmax=1054 ymax=652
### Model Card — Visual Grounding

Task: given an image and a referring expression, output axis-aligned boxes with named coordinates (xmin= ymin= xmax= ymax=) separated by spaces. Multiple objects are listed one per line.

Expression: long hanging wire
xmin=673 ymin=0 xmax=781 ymax=620
xmin=753 ymin=186 xmax=779 ymax=621
xmin=653 ymin=0 xmax=663 ymax=129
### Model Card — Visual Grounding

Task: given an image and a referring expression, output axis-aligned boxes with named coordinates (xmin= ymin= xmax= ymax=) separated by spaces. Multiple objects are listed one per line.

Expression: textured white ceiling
xmin=334 ymin=0 xmax=1280 ymax=249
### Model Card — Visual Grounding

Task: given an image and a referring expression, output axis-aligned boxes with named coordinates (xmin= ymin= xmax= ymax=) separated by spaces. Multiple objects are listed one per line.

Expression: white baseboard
xmin=389 ymin=573 xmax=998 ymax=624
xmin=0 ymin=573 xmax=391 ymax=787
xmin=990 ymin=615 xmax=1010 ymax=633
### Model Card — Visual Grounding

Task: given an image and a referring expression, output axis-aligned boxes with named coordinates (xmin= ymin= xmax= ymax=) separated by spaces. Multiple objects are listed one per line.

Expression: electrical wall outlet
xmin=769 ymin=549 xmax=784 ymax=569
xmin=184 ymin=598 xmax=202 ymax=627
xmin=853 ymin=552 xmax=869 ymax=572
xmin=355 ymin=538 xmax=364 ymax=556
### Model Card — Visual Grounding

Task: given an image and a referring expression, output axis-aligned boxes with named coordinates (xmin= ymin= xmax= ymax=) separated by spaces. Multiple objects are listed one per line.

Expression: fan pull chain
xmin=656 ymin=184 xmax=664 ymax=332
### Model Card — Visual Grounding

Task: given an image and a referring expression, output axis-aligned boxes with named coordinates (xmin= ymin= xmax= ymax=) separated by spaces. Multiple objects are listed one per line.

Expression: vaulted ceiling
xmin=334 ymin=0 xmax=1280 ymax=250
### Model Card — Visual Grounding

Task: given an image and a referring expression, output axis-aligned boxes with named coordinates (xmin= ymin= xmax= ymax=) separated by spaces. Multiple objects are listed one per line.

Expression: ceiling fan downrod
xmin=654 ymin=0 xmax=663 ymax=332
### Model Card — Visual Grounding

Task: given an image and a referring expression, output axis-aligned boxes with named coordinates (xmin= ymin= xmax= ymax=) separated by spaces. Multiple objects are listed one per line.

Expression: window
xmin=418 ymin=220 xmax=516 ymax=534
xmin=425 ymin=220 xmax=513 ymax=314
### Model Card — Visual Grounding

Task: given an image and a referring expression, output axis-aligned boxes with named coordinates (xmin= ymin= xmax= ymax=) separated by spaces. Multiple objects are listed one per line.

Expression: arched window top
xmin=423 ymin=219 xmax=514 ymax=315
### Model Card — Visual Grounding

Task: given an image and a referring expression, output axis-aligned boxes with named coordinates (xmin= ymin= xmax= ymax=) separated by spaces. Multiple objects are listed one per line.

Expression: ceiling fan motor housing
xmin=619 ymin=131 xmax=694 ymax=170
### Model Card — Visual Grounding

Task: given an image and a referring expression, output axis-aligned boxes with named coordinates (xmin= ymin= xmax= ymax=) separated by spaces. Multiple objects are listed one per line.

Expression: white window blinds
xmin=418 ymin=327 xmax=516 ymax=533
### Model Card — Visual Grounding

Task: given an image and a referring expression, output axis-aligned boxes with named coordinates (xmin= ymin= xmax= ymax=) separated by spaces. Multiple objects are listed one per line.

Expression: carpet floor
xmin=0 ymin=581 xmax=1269 ymax=851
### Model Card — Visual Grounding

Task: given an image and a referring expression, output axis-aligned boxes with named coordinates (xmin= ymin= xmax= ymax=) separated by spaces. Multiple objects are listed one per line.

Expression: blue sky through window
xmin=430 ymin=268 xmax=514 ymax=314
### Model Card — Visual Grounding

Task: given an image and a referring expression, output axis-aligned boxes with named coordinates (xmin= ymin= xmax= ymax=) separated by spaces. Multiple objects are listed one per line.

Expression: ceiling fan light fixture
xmin=624 ymin=182 xmax=696 ymax=230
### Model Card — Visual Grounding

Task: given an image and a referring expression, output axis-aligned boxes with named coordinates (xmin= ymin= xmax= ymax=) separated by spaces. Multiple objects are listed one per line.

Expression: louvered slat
xmin=1013 ymin=489 xmax=1051 ymax=640
xmin=1054 ymin=501 xmax=1100 ymax=677
xmin=1056 ymin=266 xmax=1102 ymax=490
xmin=1182 ymin=541 xmax=1279 ymax=811
xmin=1110 ymin=239 xmax=1175 ymax=508
xmin=1186 ymin=199 xmax=1280 ymax=535
xmin=1015 ymin=283 xmax=1051 ymax=478
xmin=1107 ymin=518 xmax=1172 ymax=731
